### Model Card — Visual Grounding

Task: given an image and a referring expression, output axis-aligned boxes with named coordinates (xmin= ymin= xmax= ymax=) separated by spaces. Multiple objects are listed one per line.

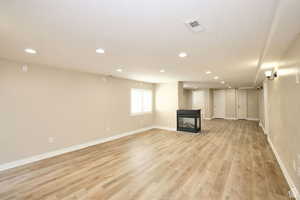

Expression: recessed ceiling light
xmin=116 ymin=68 xmax=123 ymax=72
xmin=160 ymin=69 xmax=165 ymax=73
xmin=24 ymin=48 xmax=37 ymax=54
xmin=178 ymin=52 xmax=187 ymax=58
xmin=228 ymin=86 xmax=232 ymax=89
xmin=96 ymin=48 xmax=105 ymax=54
xmin=221 ymin=81 xmax=225 ymax=84
xmin=206 ymin=71 xmax=212 ymax=74
xmin=214 ymin=76 xmax=219 ymax=80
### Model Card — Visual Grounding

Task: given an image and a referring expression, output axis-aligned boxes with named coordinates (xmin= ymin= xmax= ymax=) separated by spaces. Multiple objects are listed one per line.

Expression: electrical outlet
xmin=48 ymin=137 xmax=54 ymax=143
xmin=288 ymin=190 xmax=295 ymax=199
xmin=296 ymin=69 xmax=299 ymax=84
xmin=106 ymin=127 xmax=111 ymax=131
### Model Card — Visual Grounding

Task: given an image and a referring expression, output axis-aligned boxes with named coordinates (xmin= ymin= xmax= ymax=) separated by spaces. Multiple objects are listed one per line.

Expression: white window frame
xmin=130 ymin=88 xmax=153 ymax=115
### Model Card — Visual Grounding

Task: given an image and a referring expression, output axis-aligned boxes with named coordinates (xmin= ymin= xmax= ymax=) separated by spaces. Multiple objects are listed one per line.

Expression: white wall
xmin=192 ymin=90 xmax=205 ymax=110
xmin=0 ymin=59 xmax=155 ymax=165
xmin=177 ymin=82 xmax=185 ymax=109
xmin=265 ymin=35 xmax=300 ymax=193
xmin=182 ymin=89 xmax=192 ymax=109
xmin=154 ymin=82 xmax=178 ymax=129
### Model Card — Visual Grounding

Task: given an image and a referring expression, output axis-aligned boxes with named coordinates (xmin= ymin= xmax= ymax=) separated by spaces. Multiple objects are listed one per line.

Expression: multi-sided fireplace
xmin=177 ymin=109 xmax=201 ymax=133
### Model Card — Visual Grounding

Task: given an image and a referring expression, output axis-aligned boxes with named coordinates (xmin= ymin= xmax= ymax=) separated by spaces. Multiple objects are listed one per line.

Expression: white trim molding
xmin=259 ymin=121 xmax=267 ymax=135
xmin=212 ymin=116 xmax=226 ymax=119
xmin=154 ymin=126 xmax=177 ymax=131
xmin=225 ymin=117 xmax=238 ymax=120
xmin=204 ymin=118 xmax=212 ymax=120
xmin=246 ymin=118 xmax=260 ymax=121
xmin=268 ymin=137 xmax=300 ymax=199
xmin=0 ymin=126 xmax=155 ymax=171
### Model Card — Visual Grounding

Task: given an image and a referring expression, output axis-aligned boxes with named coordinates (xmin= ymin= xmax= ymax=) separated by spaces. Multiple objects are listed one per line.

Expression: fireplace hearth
xmin=177 ymin=109 xmax=201 ymax=133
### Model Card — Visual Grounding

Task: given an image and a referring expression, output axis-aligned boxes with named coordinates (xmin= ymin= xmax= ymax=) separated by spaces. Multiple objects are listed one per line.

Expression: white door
xmin=237 ymin=90 xmax=247 ymax=119
xmin=213 ymin=90 xmax=225 ymax=118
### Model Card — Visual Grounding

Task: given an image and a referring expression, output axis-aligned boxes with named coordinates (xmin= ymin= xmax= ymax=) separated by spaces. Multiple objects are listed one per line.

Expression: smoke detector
xmin=185 ymin=18 xmax=205 ymax=32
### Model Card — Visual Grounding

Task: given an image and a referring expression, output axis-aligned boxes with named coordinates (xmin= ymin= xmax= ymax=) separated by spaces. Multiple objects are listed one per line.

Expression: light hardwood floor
xmin=0 ymin=120 xmax=291 ymax=200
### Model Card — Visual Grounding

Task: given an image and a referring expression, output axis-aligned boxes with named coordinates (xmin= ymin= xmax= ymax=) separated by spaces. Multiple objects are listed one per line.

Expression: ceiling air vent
xmin=185 ymin=18 xmax=205 ymax=32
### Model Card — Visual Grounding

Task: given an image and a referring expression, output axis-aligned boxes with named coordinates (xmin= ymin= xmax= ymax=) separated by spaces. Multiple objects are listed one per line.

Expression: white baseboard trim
xmin=259 ymin=121 xmax=267 ymax=135
xmin=204 ymin=118 xmax=212 ymax=120
xmin=246 ymin=118 xmax=259 ymax=121
xmin=268 ymin=137 xmax=299 ymax=199
xmin=225 ymin=117 xmax=237 ymax=120
xmin=0 ymin=126 xmax=155 ymax=172
xmin=212 ymin=116 xmax=225 ymax=119
xmin=154 ymin=126 xmax=177 ymax=131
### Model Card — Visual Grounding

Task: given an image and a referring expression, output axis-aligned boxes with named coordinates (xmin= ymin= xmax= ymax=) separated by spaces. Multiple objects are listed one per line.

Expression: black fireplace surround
xmin=177 ymin=109 xmax=201 ymax=133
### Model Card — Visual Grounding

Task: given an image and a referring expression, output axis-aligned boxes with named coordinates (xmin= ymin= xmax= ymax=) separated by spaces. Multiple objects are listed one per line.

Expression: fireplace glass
xmin=178 ymin=117 xmax=196 ymax=129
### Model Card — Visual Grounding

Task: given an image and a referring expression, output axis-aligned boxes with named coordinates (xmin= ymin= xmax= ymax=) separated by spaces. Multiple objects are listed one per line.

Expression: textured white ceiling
xmin=0 ymin=0 xmax=281 ymax=87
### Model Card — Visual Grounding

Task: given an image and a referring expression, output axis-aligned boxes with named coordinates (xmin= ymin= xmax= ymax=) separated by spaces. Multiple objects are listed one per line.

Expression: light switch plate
xmin=298 ymin=155 xmax=300 ymax=176
xmin=48 ymin=137 xmax=54 ymax=143
xmin=22 ymin=65 xmax=28 ymax=72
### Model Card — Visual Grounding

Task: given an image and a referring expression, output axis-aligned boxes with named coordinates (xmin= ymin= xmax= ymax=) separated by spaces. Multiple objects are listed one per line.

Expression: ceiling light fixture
xmin=160 ymin=69 xmax=165 ymax=73
xmin=24 ymin=48 xmax=37 ymax=54
xmin=265 ymin=70 xmax=278 ymax=80
xmin=264 ymin=70 xmax=272 ymax=78
xmin=178 ymin=52 xmax=187 ymax=58
xmin=214 ymin=76 xmax=219 ymax=80
xmin=96 ymin=48 xmax=105 ymax=54
xmin=228 ymin=86 xmax=232 ymax=89
xmin=116 ymin=68 xmax=123 ymax=72
xmin=221 ymin=81 xmax=225 ymax=84
xmin=206 ymin=71 xmax=211 ymax=74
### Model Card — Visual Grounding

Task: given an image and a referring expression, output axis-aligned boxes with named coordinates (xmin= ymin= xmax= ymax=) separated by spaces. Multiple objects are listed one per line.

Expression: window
xmin=131 ymin=88 xmax=152 ymax=115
